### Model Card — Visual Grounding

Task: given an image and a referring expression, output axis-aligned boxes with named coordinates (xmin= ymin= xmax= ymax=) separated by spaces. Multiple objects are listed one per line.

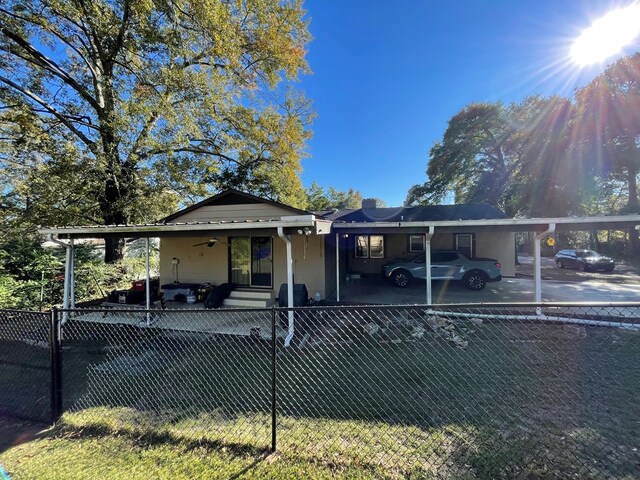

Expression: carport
xmin=332 ymin=214 xmax=640 ymax=304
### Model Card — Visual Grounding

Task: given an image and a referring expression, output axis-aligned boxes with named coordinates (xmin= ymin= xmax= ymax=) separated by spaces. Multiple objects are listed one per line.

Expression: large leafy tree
xmin=305 ymin=182 xmax=364 ymax=210
xmin=0 ymin=0 xmax=312 ymax=261
xmin=575 ymin=53 xmax=640 ymax=251
xmin=406 ymin=102 xmax=516 ymax=210
xmin=575 ymin=53 xmax=640 ymax=214
xmin=407 ymin=96 xmax=583 ymax=217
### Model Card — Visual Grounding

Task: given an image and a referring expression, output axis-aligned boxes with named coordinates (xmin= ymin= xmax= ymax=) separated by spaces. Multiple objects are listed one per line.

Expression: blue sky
xmin=298 ymin=0 xmax=638 ymax=206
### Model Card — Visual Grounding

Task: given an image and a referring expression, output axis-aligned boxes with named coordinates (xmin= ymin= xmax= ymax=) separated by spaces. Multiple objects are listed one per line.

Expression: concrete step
xmin=228 ymin=290 xmax=274 ymax=300
xmin=222 ymin=297 xmax=275 ymax=308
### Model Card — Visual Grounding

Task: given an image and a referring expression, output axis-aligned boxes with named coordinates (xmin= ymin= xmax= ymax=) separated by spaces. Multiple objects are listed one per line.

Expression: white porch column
xmin=534 ymin=224 xmax=555 ymax=303
xmin=69 ymin=239 xmax=75 ymax=310
xmin=425 ymin=226 xmax=434 ymax=305
xmin=277 ymin=227 xmax=295 ymax=347
xmin=145 ymin=237 xmax=151 ymax=326
xmin=335 ymin=233 xmax=340 ymax=302
xmin=62 ymin=242 xmax=71 ymax=323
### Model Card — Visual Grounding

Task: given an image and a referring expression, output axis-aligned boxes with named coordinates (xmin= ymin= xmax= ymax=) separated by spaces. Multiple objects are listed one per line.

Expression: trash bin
xmin=278 ymin=283 xmax=308 ymax=307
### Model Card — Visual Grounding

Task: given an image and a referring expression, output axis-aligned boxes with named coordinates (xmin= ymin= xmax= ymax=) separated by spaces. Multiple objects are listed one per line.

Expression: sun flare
xmin=571 ymin=4 xmax=640 ymax=65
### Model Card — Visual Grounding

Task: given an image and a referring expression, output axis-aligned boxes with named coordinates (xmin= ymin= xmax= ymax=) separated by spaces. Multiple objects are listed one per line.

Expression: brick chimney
xmin=362 ymin=198 xmax=377 ymax=209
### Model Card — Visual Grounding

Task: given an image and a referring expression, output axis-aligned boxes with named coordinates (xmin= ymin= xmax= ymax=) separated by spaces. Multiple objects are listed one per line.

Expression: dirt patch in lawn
xmin=0 ymin=415 xmax=51 ymax=453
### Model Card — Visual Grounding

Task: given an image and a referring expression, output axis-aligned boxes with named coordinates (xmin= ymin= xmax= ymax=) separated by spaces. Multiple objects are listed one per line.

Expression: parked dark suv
xmin=554 ymin=249 xmax=615 ymax=272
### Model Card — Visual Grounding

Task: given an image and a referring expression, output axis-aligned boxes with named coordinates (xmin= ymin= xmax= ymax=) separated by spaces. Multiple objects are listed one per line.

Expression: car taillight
xmin=495 ymin=262 xmax=501 ymax=269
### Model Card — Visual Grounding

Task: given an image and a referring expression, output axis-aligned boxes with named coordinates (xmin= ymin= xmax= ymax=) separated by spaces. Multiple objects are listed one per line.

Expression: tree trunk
xmin=105 ymin=238 xmax=125 ymax=262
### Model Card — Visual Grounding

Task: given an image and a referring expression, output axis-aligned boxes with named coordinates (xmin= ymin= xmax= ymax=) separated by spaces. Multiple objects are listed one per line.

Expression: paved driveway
xmin=335 ymin=275 xmax=640 ymax=305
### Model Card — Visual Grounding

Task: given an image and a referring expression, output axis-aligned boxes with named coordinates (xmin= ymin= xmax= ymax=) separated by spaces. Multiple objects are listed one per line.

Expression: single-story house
xmin=39 ymin=189 xmax=640 ymax=315
xmin=155 ymin=191 xmax=517 ymax=304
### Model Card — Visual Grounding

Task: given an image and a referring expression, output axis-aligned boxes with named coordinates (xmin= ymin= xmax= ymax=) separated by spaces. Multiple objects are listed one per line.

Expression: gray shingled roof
xmin=320 ymin=204 xmax=507 ymax=223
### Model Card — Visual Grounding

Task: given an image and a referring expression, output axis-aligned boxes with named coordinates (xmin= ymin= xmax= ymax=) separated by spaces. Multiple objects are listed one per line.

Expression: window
xmin=355 ymin=235 xmax=369 ymax=258
xmin=455 ymin=233 xmax=473 ymax=258
xmin=409 ymin=235 xmax=425 ymax=252
xmin=354 ymin=235 xmax=384 ymax=258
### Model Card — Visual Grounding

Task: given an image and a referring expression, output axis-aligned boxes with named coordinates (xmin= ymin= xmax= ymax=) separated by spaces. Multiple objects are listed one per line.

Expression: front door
xmin=229 ymin=236 xmax=272 ymax=287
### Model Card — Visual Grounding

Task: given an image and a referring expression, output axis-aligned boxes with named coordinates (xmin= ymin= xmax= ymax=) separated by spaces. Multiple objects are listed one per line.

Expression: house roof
xmin=323 ymin=203 xmax=507 ymax=223
xmin=161 ymin=188 xmax=312 ymax=223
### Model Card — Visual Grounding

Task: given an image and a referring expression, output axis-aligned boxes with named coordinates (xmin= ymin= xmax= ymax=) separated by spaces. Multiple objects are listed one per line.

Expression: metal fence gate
xmin=0 ymin=310 xmax=52 ymax=423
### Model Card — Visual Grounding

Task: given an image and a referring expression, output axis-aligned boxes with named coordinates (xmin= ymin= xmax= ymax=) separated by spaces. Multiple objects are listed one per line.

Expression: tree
xmin=406 ymin=102 xmax=516 ymax=210
xmin=407 ymin=96 xmax=583 ymax=217
xmin=0 ymin=0 xmax=312 ymax=261
xmin=305 ymin=182 xmax=363 ymax=210
xmin=575 ymin=53 xmax=640 ymax=250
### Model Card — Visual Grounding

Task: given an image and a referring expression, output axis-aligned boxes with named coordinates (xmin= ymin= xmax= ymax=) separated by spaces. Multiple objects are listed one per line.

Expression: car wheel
xmin=463 ymin=271 xmax=487 ymax=290
xmin=392 ymin=270 xmax=412 ymax=288
xmin=605 ymin=266 xmax=615 ymax=272
xmin=556 ymin=260 xmax=564 ymax=268
xmin=577 ymin=262 xmax=587 ymax=272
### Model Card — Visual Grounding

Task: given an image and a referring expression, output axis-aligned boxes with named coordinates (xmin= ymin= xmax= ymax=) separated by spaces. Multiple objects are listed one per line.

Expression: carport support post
xmin=534 ymin=224 xmax=555 ymax=305
xmin=425 ymin=227 xmax=434 ymax=305
xmin=61 ymin=242 xmax=71 ymax=323
xmin=145 ymin=237 xmax=151 ymax=326
xmin=69 ymin=239 xmax=75 ymax=310
xmin=277 ymin=227 xmax=295 ymax=347
xmin=335 ymin=233 xmax=340 ymax=302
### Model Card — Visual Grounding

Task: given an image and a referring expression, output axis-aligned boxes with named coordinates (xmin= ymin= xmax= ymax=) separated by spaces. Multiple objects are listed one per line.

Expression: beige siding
xmin=159 ymin=237 xmax=229 ymax=286
xmin=345 ymin=231 xmax=516 ymax=277
xmin=273 ymin=234 xmax=326 ymax=298
xmin=171 ymin=204 xmax=296 ymax=223
xmin=159 ymin=233 xmax=327 ymax=298
xmin=474 ymin=231 xmax=516 ymax=276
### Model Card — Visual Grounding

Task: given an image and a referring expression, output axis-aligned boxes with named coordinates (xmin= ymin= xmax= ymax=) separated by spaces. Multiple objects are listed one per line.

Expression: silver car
xmin=382 ymin=251 xmax=502 ymax=290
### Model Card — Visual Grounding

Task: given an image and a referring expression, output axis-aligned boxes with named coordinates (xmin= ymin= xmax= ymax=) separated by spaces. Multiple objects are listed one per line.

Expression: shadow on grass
xmin=56 ymin=313 xmax=640 ymax=479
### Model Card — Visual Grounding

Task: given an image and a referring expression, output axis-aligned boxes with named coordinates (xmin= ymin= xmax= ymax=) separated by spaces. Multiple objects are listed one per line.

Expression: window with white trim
xmin=355 ymin=235 xmax=384 ymax=258
xmin=455 ymin=233 xmax=473 ymax=258
xmin=409 ymin=234 xmax=425 ymax=252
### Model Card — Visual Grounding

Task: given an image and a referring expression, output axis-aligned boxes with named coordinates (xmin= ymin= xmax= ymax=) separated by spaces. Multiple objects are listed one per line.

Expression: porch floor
xmin=72 ymin=302 xmax=284 ymax=340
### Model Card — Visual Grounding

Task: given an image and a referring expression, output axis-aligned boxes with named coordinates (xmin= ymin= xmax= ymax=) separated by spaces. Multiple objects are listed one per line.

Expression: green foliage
xmin=0 ymin=235 xmax=159 ymax=310
xmin=407 ymin=96 xmax=587 ymax=217
xmin=0 ymin=0 xmax=313 ymax=260
xmin=305 ymin=182 xmax=363 ymax=210
xmin=410 ymin=53 xmax=640 ymax=228
xmin=575 ymin=53 xmax=640 ymax=212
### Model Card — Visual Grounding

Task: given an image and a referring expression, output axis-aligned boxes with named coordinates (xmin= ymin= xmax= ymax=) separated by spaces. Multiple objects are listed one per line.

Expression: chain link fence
xmin=0 ymin=309 xmax=52 ymax=422
xmin=2 ymin=303 xmax=639 ymax=477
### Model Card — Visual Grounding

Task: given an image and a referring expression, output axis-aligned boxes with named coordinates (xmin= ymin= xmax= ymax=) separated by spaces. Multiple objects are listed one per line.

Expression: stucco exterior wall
xmin=342 ymin=231 xmax=516 ymax=278
xmin=159 ymin=234 xmax=328 ymax=298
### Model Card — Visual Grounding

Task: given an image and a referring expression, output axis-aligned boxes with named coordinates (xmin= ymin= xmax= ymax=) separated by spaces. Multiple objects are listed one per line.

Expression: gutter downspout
xmin=534 ymin=224 xmax=555 ymax=305
xmin=48 ymin=235 xmax=70 ymax=323
xmin=277 ymin=227 xmax=295 ymax=347
xmin=425 ymin=226 xmax=434 ymax=305
xmin=145 ymin=238 xmax=151 ymax=326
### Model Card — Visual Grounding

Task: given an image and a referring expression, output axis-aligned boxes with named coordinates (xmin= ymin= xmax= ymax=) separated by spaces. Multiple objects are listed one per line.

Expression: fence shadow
xmin=7 ymin=304 xmax=640 ymax=478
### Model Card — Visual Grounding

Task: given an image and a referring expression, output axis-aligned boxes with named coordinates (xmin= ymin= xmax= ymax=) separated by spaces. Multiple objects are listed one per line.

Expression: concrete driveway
xmin=333 ymin=274 xmax=640 ymax=305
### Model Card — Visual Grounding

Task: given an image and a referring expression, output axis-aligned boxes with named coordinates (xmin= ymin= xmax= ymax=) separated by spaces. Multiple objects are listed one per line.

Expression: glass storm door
xmin=229 ymin=236 xmax=272 ymax=287
xmin=251 ymin=237 xmax=273 ymax=287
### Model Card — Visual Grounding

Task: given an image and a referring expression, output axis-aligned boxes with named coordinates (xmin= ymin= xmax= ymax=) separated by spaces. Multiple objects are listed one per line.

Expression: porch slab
xmin=71 ymin=304 xmax=283 ymax=340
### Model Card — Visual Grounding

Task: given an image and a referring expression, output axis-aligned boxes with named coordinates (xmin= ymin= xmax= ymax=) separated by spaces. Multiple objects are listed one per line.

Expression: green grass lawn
xmin=2 ymin=312 xmax=640 ymax=479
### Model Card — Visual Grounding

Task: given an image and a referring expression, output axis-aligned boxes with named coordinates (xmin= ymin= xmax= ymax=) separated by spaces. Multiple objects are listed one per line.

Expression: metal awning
xmin=38 ymin=215 xmax=333 ymax=239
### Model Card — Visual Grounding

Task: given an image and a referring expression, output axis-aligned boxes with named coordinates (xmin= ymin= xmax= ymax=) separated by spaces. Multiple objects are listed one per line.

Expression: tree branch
xmin=0 ymin=74 xmax=96 ymax=151
xmin=0 ymin=26 xmax=101 ymax=112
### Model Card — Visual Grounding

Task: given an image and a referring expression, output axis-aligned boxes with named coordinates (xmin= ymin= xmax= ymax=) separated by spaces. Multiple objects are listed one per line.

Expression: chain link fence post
xmin=271 ymin=306 xmax=277 ymax=452
xmin=49 ymin=307 xmax=63 ymax=423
